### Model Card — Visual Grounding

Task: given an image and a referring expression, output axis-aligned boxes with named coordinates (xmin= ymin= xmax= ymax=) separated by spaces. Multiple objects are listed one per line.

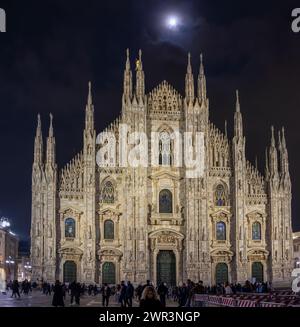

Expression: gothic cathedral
xmin=30 ymin=50 xmax=294 ymax=287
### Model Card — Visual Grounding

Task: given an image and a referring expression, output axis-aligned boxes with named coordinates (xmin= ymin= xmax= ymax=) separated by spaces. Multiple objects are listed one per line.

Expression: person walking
xmin=126 ymin=281 xmax=134 ymax=307
xmin=74 ymin=283 xmax=81 ymax=305
xmin=157 ymin=282 xmax=168 ymax=307
xmin=52 ymin=280 xmax=65 ymax=307
xmin=69 ymin=281 xmax=77 ymax=305
xmin=11 ymin=280 xmax=20 ymax=298
xmin=101 ymin=283 xmax=111 ymax=307
xmin=119 ymin=281 xmax=127 ymax=307
xmin=178 ymin=283 xmax=188 ymax=307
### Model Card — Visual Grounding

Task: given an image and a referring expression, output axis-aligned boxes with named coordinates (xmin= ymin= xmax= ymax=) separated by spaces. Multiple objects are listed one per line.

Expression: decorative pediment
xmin=58 ymin=247 xmax=83 ymax=255
xmin=247 ymin=248 xmax=269 ymax=260
xmin=98 ymin=208 xmax=122 ymax=223
xmin=210 ymin=248 xmax=234 ymax=263
xmin=98 ymin=247 xmax=123 ymax=257
xmin=59 ymin=207 xmax=83 ymax=220
xmin=148 ymin=170 xmax=181 ymax=181
xmin=149 ymin=229 xmax=184 ymax=240
xmin=246 ymin=210 xmax=266 ymax=223
xmin=210 ymin=209 xmax=232 ymax=222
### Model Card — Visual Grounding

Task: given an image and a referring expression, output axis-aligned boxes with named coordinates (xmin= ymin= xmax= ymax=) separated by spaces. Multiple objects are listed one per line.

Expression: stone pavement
xmin=0 ymin=290 xmax=179 ymax=307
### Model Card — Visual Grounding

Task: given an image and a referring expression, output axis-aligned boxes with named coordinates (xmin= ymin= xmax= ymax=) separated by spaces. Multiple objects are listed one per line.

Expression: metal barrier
xmin=193 ymin=294 xmax=295 ymax=307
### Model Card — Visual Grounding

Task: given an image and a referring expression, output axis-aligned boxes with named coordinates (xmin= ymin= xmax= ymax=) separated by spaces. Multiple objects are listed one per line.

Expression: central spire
xmin=234 ymin=90 xmax=243 ymax=139
xmin=85 ymin=81 xmax=94 ymax=133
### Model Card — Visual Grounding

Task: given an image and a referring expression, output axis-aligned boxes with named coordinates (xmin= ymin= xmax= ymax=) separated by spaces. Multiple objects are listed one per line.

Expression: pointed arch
xmin=214 ymin=182 xmax=228 ymax=206
xmin=100 ymin=178 xmax=116 ymax=203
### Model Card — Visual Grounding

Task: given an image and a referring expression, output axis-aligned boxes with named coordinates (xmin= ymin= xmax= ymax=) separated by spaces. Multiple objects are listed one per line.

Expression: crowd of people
xmin=3 ymin=278 xmax=275 ymax=307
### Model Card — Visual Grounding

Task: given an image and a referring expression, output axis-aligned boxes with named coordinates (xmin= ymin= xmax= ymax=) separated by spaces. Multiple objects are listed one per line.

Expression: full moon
xmin=167 ymin=16 xmax=178 ymax=29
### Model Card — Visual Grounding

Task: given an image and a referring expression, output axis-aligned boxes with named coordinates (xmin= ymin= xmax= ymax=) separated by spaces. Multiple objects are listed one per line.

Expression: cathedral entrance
xmin=156 ymin=250 xmax=176 ymax=287
xmin=63 ymin=261 xmax=77 ymax=283
xmin=102 ymin=262 xmax=116 ymax=284
xmin=215 ymin=263 xmax=228 ymax=284
xmin=252 ymin=262 xmax=263 ymax=282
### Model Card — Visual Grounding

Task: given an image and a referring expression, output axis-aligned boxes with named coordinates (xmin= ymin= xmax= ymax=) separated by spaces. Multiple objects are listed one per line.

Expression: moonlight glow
xmin=166 ymin=16 xmax=179 ymax=29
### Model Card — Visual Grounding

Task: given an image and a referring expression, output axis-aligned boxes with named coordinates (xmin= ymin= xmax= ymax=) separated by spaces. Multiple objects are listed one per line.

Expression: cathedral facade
xmin=30 ymin=50 xmax=294 ymax=287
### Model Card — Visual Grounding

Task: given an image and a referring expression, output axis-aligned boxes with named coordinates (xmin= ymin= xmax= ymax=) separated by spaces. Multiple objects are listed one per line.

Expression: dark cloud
xmin=0 ymin=0 xmax=300 ymax=240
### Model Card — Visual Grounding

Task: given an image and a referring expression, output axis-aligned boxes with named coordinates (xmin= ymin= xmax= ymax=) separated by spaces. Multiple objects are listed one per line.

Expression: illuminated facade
xmin=0 ymin=219 xmax=19 ymax=283
xmin=31 ymin=51 xmax=294 ymax=287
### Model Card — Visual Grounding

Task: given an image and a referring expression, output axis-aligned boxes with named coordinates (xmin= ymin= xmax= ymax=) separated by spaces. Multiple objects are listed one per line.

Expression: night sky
xmin=0 ymin=0 xmax=300 ymax=241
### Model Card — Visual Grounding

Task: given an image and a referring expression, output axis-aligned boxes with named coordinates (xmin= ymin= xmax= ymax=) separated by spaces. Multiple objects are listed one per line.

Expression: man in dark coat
xmin=11 ymin=280 xmax=20 ymax=298
xmin=157 ymin=282 xmax=168 ymax=307
xmin=100 ymin=283 xmax=111 ymax=307
xmin=126 ymin=281 xmax=134 ymax=307
xmin=119 ymin=281 xmax=127 ymax=307
xmin=52 ymin=280 xmax=64 ymax=307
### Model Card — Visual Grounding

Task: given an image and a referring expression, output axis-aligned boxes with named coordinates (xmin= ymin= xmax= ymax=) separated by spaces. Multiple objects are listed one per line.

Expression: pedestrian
xmin=69 ymin=281 xmax=76 ymax=305
xmin=119 ymin=281 xmax=127 ymax=307
xmin=140 ymin=286 xmax=162 ymax=309
xmin=52 ymin=280 xmax=64 ymax=307
xmin=225 ymin=282 xmax=233 ymax=295
xmin=157 ymin=282 xmax=168 ymax=307
xmin=101 ymin=283 xmax=111 ymax=307
xmin=11 ymin=280 xmax=20 ymax=298
xmin=126 ymin=281 xmax=134 ymax=307
xmin=75 ymin=283 xmax=81 ymax=305
xmin=178 ymin=283 xmax=188 ymax=307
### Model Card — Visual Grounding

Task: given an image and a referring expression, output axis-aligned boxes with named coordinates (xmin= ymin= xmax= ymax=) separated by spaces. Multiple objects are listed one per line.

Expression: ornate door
xmin=102 ymin=262 xmax=116 ymax=284
xmin=252 ymin=262 xmax=263 ymax=282
xmin=157 ymin=250 xmax=176 ymax=286
xmin=215 ymin=263 xmax=228 ymax=284
xmin=63 ymin=261 xmax=77 ymax=283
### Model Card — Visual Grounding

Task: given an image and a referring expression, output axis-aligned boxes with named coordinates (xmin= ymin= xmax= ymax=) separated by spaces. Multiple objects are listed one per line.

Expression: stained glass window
xmin=104 ymin=220 xmax=114 ymax=240
xmin=101 ymin=181 xmax=114 ymax=203
xmin=216 ymin=221 xmax=226 ymax=240
xmin=252 ymin=221 xmax=261 ymax=240
xmin=65 ymin=218 xmax=75 ymax=238
xmin=215 ymin=184 xmax=227 ymax=206
xmin=159 ymin=189 xmax=172 ymax=213
xmin=102 ymin=262 xmax=116 ymax=284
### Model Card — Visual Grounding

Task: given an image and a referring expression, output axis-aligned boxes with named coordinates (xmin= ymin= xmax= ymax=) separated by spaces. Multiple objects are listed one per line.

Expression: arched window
xmin=102 ymin=262 xmax=116 ymax=284
xmin=65 ymin=218 xmax=75 ymax=238
xmin=101 ymin=181 xmax=115 ymax=203
xmin=159 ymin=131 xmax=172 ymax=166
xmin=252 ymin=262 xmax=263 ymax=282
xmin=215 ymin=184 xmax=227 ymax=206
xmin=215 ymin=263 xmax=228 ymax=284
xmin=159 ymin=189 xmax=173 ymax=213
xmin=104 ymin=220 xmax=114 ymax=240
xmin=216 ymin=221 xmax=226 ymax=240
xmin=252 ymin=222 xmax=261 ymax=240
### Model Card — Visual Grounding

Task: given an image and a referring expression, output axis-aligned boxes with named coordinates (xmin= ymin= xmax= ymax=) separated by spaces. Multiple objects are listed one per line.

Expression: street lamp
xmin=5 ymin=256 xmax=15 ymax=281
